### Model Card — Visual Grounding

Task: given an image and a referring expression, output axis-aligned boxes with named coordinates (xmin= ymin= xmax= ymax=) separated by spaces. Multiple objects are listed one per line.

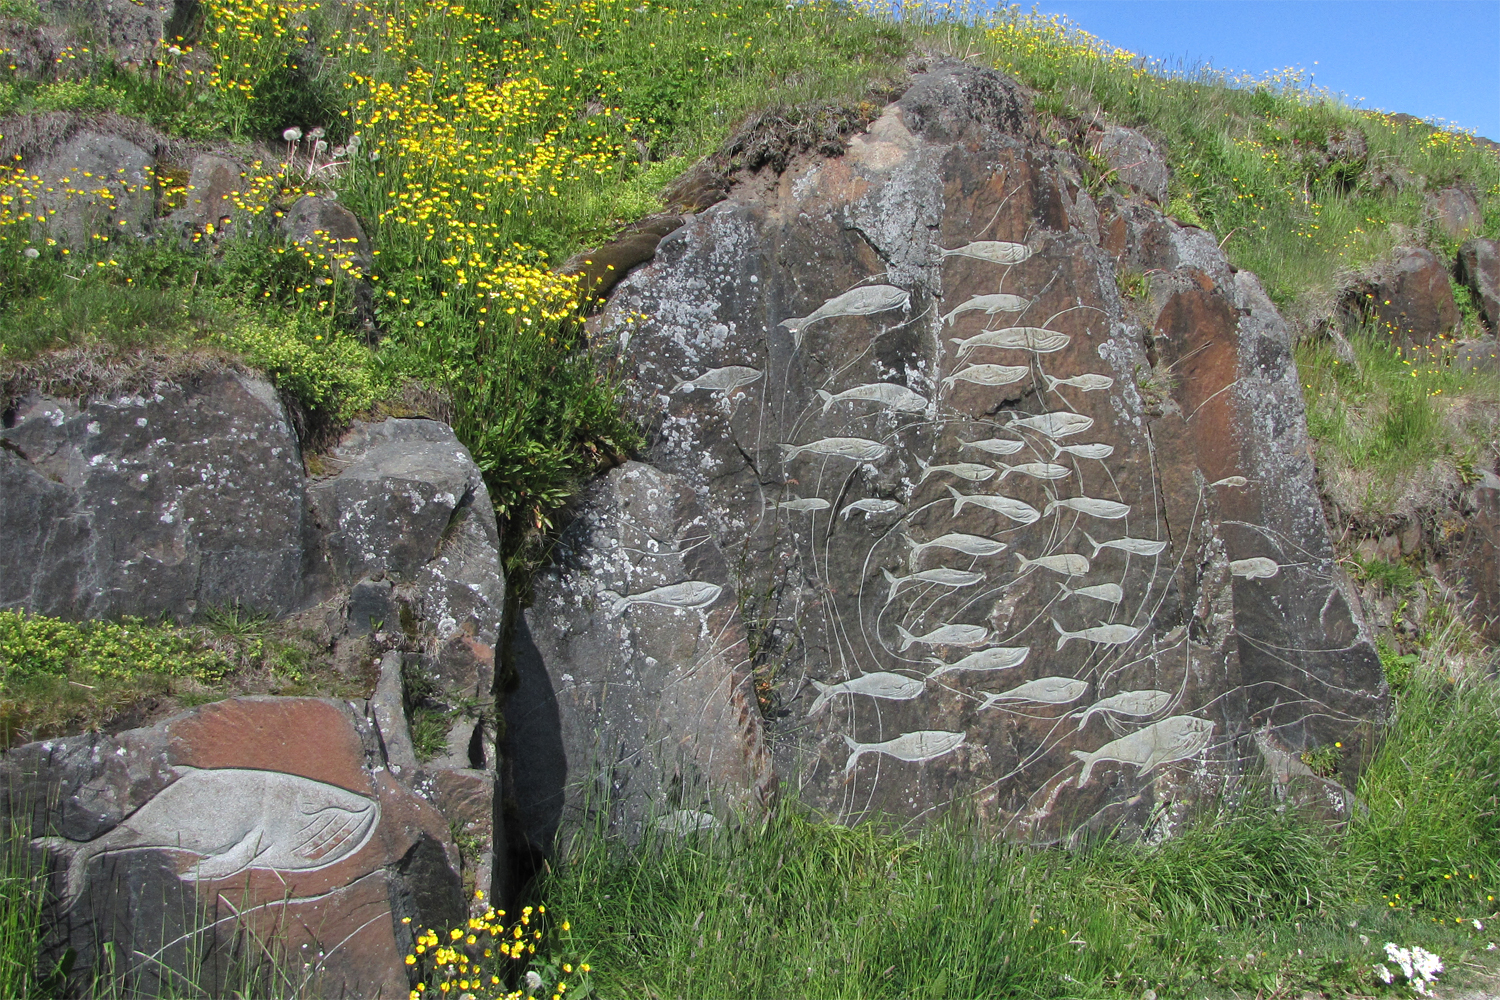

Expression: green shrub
xmin=212 ymin=316 xmax=381 ymax=419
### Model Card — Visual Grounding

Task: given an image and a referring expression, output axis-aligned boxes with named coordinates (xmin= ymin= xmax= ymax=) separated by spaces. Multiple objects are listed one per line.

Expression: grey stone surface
xmin=166 ymin=153 xmax=255 ymax=238
xmin=507 ymin=462 xmax=775 ymax=854
xmin=309 ymin=417 xmax=505 ymax=646
xmin=1458 ymin=238 xmax=1500 ymax=334
xmin=0 ymin=373 xmax=306 ymax=620
xmin=549 ymin=62 xmax=1386 ymax=842
xmin=1096 ymin=124 xmax=1169 ymax=204
xmin=1428 ymin=185 xmax=1481 ymax=239
xmin=28 ymin=130 xmax=154 ymax=247
xmin=1343 ymin=246 xmax=1460 ymax=346
xmin=36 ymin=0 xmax=188 ymax=69
xmin=283 ymin=194 xmax=373 ymax=277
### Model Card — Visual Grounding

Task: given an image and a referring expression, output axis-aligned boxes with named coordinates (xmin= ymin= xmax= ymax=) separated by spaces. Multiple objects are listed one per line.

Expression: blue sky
xmin=1024 ymin=1 xmax=1500 ymax=139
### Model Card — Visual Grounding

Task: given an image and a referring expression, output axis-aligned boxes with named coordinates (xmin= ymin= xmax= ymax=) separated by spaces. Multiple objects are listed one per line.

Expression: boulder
xmin=1094 ymin=125 xmax=1169 ymax=204
xmin=506 ymin=462 xmax=775 ymax=856
xmin=534 ymin=62 xmax=1386 ymax=843
xmin=26 ymin=130 xmax=155 ymax=247
xmin=0 ymin=374 xmax=307 ymax=621
xmin=1453 ymin=479 xmax=1500 ymax=642
xmin=1457 ymin=238 xmax=1500 ymax=333
xmin=165 ymin=153 xmax=254 ymax=240
xmin=282 ymin=194 xmax=373 ymax=278
xmin=1428 ymin=186 xmax=1481 ymax=239
xmin=1344 ymin=247 xmax=1460 ymax=346
xmin=4 ymin=697 xmax=463 ymax=998
xmin=35 ymin=0 xmax=188 ymax=69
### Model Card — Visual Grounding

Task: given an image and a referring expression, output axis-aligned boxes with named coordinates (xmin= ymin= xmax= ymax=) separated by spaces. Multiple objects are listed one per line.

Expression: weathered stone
xmin=166 ymin=153 xmax=254 ymax=238
xmin=550 ymin=62 xmax=1385 ymax=842
xmin=371 ymin=651 xmax=419 ymax=779
xmin=1343 ymin=247 xmax=1460 ymax=346
xmin=1453 ymin=338 xmax=1500 ymax=375
xmin=1095 ymin=124 xmax=1169 ymax=204
xmin=36 ymin=0 xmax=190 ymax=69
xmin=507 ymin=462 xmax=775 ymax=855
xmin=562 ymin=213 xmax=684 ymax=305
xmin=5 ymin=697 xmax=462 ymax=999
xmin=1454 ymin=481 xmax=1500 ymax=642
xmin=27 ymin=130 xmax=154 ymax=247
xmin=309 ymin=418 xmax=504 ymax=647
xmin=1428 ymin=185 xmax=1481 ymax=239
xmin=0 ymin=374 xmax=306 ymax=621
xmin=1457 ymin=238 xmax=1500 ymax=334
xmin=282 ymin=194 xmax=373 ymax=277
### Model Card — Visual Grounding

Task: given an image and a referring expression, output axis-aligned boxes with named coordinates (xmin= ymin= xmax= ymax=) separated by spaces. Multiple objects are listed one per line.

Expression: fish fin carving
xmin=1052 ymin=618 xmax=1070 ymax=651
xmin=882 ymin=567 xmax=903 ymax=605
xmin=895 ymin=625 xmax=917 ymax=651
xmin=189 ymin=827 xmax=265 ymax=881
xmin=1083 ymin=532 xmax=1101 ymax=558
xmin=599 ymin=590 xmax=625 ymax=616
xmin=815 ymin=389 xmax=834 ymax=414
xmin=807 ymin=680 xmax=832 ymax=717
xmin=33 ymin=836 xmax=102 ymax=905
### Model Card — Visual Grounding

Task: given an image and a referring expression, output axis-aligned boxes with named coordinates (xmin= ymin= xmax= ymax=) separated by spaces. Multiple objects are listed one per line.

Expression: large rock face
xmin=523 ymin=63 xmax=1386 ymax=842
xmin=5 ymin=697 xmax=462 ymax=998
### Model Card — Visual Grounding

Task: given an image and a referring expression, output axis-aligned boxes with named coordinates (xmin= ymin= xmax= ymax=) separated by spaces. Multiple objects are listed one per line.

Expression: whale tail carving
xmin=1070 ymin=749 xmax=1097 ymax=786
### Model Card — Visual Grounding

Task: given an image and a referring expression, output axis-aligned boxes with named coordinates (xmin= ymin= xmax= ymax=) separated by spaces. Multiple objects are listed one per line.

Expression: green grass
xmin=537 ymin=657 xmax=1500 ymax=998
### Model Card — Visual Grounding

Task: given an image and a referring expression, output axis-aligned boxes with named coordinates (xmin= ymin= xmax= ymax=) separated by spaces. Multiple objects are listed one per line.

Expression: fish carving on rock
xmin=1071 ymin=716 xmax=1215 ymax=786
xmin=35 ymin=766 xmax=381 ymax=905
xmin=602 ymin=581 xmax=723 ymax=615
xmin=779 ymin=284 xmax=910 ymax=347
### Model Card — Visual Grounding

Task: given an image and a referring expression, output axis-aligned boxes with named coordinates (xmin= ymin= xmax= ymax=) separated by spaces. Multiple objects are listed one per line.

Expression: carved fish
xmin=951 ymin=327 xmax=1070 ymax=359
xmin=1230 ymin=557 xmax=1280 ymax=579
xmin=883 ymin=567 xmax=986 ymax=604
xmin=1073 ymin=689 xmax=1172 ymax=729
xmin=946 ymin=485 xmax=1040 ymax=524
xmin=1052 ymin=442 xmax=1115 ymax=460
xmin=941 ymin=364 xmax=1031 ymax=391
xmin=940 ymin=293 xmax=1030 ymax=326
xmin=1211 ymin=475 xmax=1248 ymax=488
xmin=603 ymin=581 xmax=723 ymax=615
xmin=1043 ymin=372 xmax=1114 ymax=392
xmin=939 ymin=240 xmax=1033 ymax=265
xmin=916 ymin=457 xmax=996 ymax=483
xmin=1016 ymin=552 xmax=1090 ymax=576
xmin=816 ymin=382 xmax=929 ymax=414
xmin=1083 ymin=532 xmax=1166 ymax=557
xmin=780 ymin=284 xmax=910 ymax=346
xmin=1052 ymin=619 xmax=1140 ymax=651
xmin=840 ymin=498 xmax=904 ymax=520
xmin=671 ymin=366 xmax=763 ymax=393
xmin=780 ymin=437 xmax=890 ymax=463
xmin=35 ymin=766 xmax=380 ymax=904
xmin=997 ymin=461 xmax=1072 ymax=481
xmin=924 ymin=645 xmax=1030 ymax=679
xmin=1007 ymin=411 xmax=1094 ymax=438
xmin=1056 ymin=581 xmax=1124 ymax=604
xmin=895 ymin=623 xmax=990 ymax=651
xmin=960 ymin=437 xmax=1026 ymax=456
xmin=808 ymin=672 xmax=926 ymax=715
xmin=778 ymin=497 xmax=832 ymax=513
xmin=1071 ymin=716 xmax=1214 ymax=786
xmin=980 ymin=676 xmax=1090 ymax=708
xmin=1045 ymin=497 xmax=1131 ymax=520
xmin=903 ymin=532 xmax=1009 ymax=559
xmin=843 ymin=730 xmax=966 ymax=775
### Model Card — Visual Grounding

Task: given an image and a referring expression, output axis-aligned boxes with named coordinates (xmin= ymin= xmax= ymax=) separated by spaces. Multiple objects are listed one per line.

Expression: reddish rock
xmin=5 ymin=697 xmax=463 ymax=998
xmin=1428 ymin=186 xmax=1481 ymax=239
xmin=1457 ymin=238 xmax=1500 ymax=334
xmin=1094 ymin=125 xmax=1169 ymax=204
xmin=1344 ymin=247 xmax=1459 ymax=346
xmin=1454 ymin=483 xmax=1500 ymax=641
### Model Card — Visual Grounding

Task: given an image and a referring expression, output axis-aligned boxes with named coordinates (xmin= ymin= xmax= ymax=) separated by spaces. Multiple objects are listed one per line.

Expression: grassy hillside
xmin=1 ymin=0 xmax=1498 ymax=995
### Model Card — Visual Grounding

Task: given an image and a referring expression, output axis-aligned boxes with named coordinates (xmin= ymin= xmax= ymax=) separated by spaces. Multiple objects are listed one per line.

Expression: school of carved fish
xmin=781 ymin=284 xmax=911 ymax=346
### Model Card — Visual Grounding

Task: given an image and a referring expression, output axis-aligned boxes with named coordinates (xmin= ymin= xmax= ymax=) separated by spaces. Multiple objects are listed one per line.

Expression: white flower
xmin=1476 ymin=919 xmax=1485 ymax=930
xmin=283 ymin=127 xmax=303 ymax=142
xmin=313 ymin=140 xmax=328 ymax=155
xmin=1374 ymin=964 xmax=1393 ymax=984
xmin=22 ymin=247 xmax=39 ymax=258
xmin=308 ymin=126 xmax=326 ymax=140
xmin=524 ymin=970 xmax=542 ymax=993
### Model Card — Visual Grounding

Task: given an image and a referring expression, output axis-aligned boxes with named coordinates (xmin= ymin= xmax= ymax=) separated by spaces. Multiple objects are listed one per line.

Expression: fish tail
xmin=900 ymin=535 xmax=919 ymax=551
xmin=915 ymin=455 xmax=930 ymax=481
xmin=945 ymin=485 xmax=965 ymax=512
xmin=778 ymin=443 xmax=802 ymax=462
xmin=882 ymin=568 xmax=903 ymax=604
xmin=839 ymin=505 xmax=853 ymax=520
xmin=1049 ymin=441 xmax=1062 ymax=459
xmin=33 ymin=836 xmax=93 ymax=905
xmin=600 ymin=590 xmax=627 ymax=615
xmin=815 ymin=389 xmax=834 ymax=414
xmin=843 ymin=740 xmax=864 ymax=775
xmin=1083 ymin=532 xmax=1101 ymax=558
xmin=1015 ymin=552 xmax=1031 ymax=571
xmin=997 ymin=464 xmax=1013 ymax=481
xmin=1043 ymin=374 xmax=1059 ymax=391
xmin=779 ymin=316 xmax=806 ymax=333
xmin=941 ymin=309 xmax=955 ymax=327
xmin=1070 ymin=749 xmax=1097 ymax=786
xmin=895 ymin=625 xmax=916 ymax=652
xmin=807 ymin=679 xmax=832 ymax=717
xmin=1052 ymin=618 xmax=1070 ymax=651
xmin=1056 ymin=581 xmax=1073 ymax=599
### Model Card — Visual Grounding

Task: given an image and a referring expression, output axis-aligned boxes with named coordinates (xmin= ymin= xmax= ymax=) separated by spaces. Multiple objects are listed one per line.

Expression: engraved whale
xmin=1071 ymin=716 xmax=1215 ymax=786
xmin=35 ymin=766 xmax=381 ymax=904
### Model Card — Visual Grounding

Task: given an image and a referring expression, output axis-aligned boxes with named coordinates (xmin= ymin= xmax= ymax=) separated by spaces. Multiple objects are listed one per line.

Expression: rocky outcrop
xmin=26 ymin=130 xmax=156 ymax=248
xmin=1458 ymin=238 xmax=1500 ymax=334
xmin=1429 ymin=185 xmax=1481 ymax=239
xmin=1094 ymin=125 xmax=1168 ymax=204
xmin=514 ymin=62 xmax=1386 ymax=844
xmin=5 ymin=697 xmax=462 ymax=998
xmin=506 ymin=462 xmax=775 ymax=858
xmin=1343 ymin=247 xmax=1459 ymax=346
